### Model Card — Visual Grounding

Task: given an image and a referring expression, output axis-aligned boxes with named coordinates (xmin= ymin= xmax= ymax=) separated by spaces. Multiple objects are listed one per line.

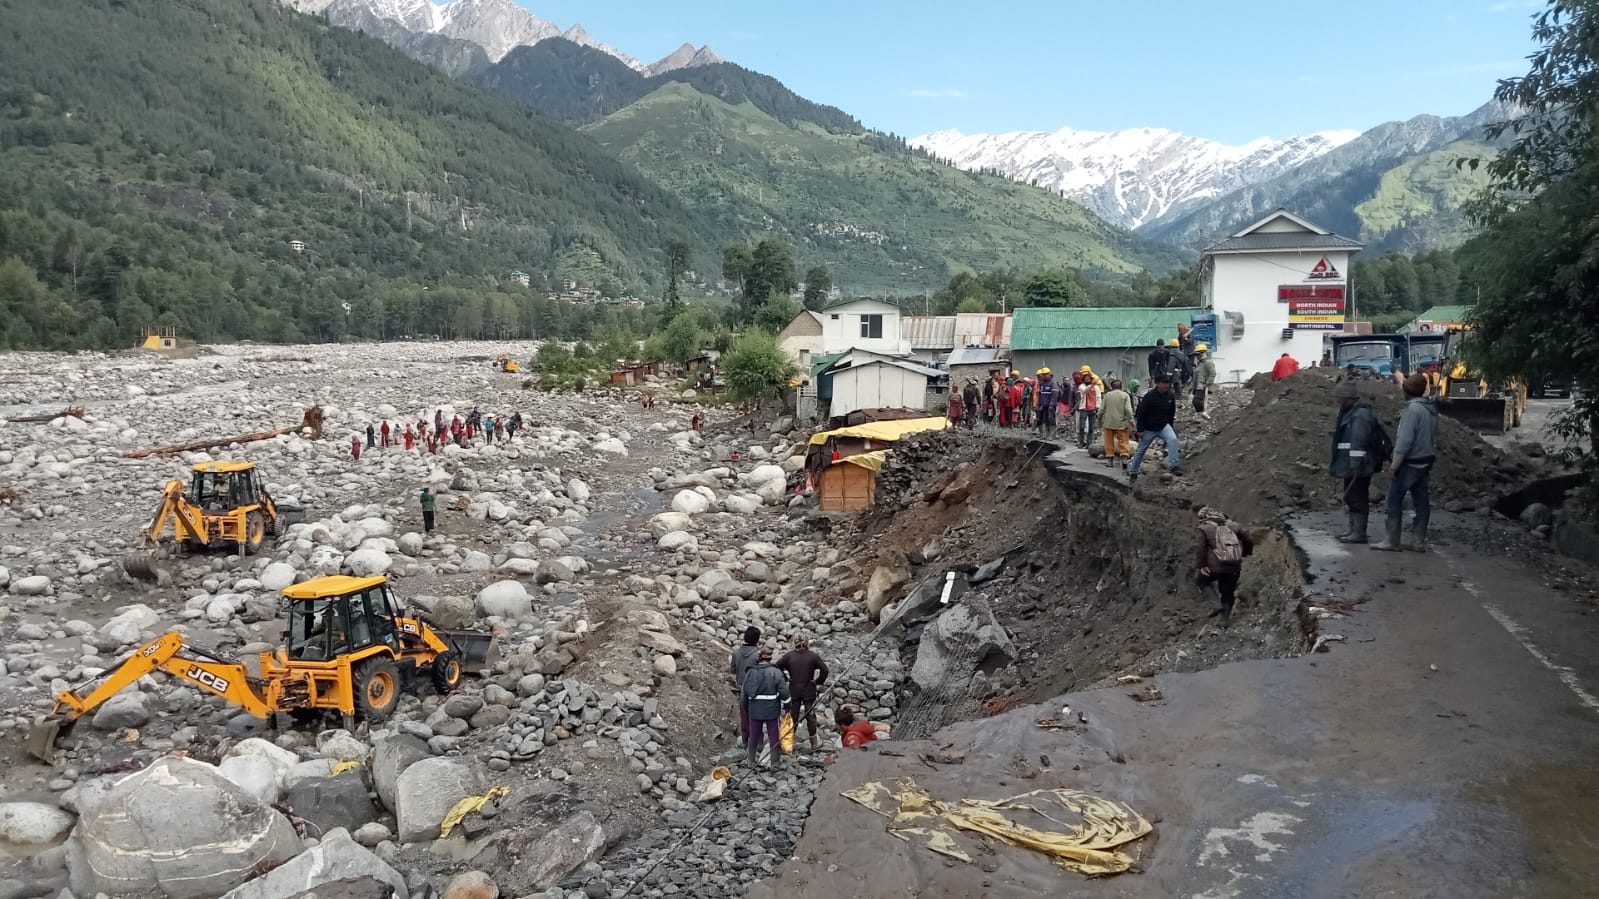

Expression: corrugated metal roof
xmin=954 ymin=313 xmax=1011 ymax=347
xmin=947 ymin=346 xmax=1010 ymax=366
xmin=1011 ymin=307 xmax=1204 ymax=351
xmin=1203 ymin=233 xmax=1363 ymax=253
xmin=832 ymin=358 xmax=944 ymax=378
xmin=902 ymin=316 xmax=956 ymax=349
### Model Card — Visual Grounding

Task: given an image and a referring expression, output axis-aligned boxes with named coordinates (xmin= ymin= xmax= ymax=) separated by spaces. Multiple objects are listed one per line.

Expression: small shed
xmin=827 ymin=357 xmax=944 ymax=418
xmin=816 ymin=450 xmax=885 ymax=512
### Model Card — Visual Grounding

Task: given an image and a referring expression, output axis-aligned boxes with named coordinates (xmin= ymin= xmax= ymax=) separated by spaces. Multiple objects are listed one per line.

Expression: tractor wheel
xmin=243 ymin=512 xmax=266 ymax=556
xmin=353 ymin=658 xmax=400 ymax=722
xmin=430 ymin=651 xmax=462 ymax=694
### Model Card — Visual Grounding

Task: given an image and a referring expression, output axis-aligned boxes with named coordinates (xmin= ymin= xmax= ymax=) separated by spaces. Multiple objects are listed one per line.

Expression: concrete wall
xmin=1207 ymin=249 xmax=1353 ymax=381
xmin=830 ymin=363 xmax=930 ymax=417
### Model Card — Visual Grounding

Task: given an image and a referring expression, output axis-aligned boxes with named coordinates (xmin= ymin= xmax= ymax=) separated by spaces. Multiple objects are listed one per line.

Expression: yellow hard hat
xmin=1079 ymin=365 xmax=1091 ymax=373
xmin=1037 ymin=367 xmax=1051 ymax=375
xmin=1196 ymin=343 xmax=1209 ymax=352
xmin=1011 ymin=370 xmax=1019 ymax=376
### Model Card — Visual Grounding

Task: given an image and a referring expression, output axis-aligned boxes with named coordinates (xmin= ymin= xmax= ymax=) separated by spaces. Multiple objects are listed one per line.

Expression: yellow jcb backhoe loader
xmin=123 ymin=461 xmax=302 ymax=582
xmin=27 ymin=575 xmax=497 ymax=762
xmin=1438 ymin=329 xmax=1527 ymax=433
xmin=494 ymin=353 xmax=520 ymax=373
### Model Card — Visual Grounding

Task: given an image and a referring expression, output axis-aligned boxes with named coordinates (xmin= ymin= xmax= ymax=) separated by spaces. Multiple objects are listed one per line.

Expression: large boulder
xmin=443 ymin=870 xmax=499 ymax=899
xmin=566 ymin=478 xmax=591 ymax=503
xmin=910 ymin=601 xmax=1017 ymax=692
xmin=865 ymin=565 xmax=911 ymax=619
xmin=344 ymin=549 xmax=392 ymax=577
xmin=371 ymin=735 xmax=432 ymax=814
xmin=670 ymin=490 xmax=711 ymax=515
xmin=284 ymin=773 xmax=377 ymax=835
xmin=218 ymin=828 xmax=406 ymax=899
xmin=742 ymin=464 xmax=786 ymax=488
xmin=98 ymin=604 xmax=160 ymax=646
xmin=475 ymin=581 xmax=532 ymax=619
xmin=217 ymin=755 xmax=283 ymax=806
xmin=66 ymin=757 xmax=300 ymax=899
xmin=91 ymin=691 xmax=151 ymax=730
xmin=648 ymin=512 xmax=693 ymax=538
xmin=657 ymin=471 xmax=721 ymax=492
xmin=0 ymin=801 xmax=74 ymax=845
xmin=519 ymin=811 xmax=606 ymax=890
xmin=657 ymin=531 xmax=697 ymax=553
xmin=535 ymin=559 xmax=574 ymax=585
xmin=9 ymin=574 xmax=50 ymax=596
xmin=258 ymin=562 xmax=298 ymax=592
xmin=395 ymin=756 xmax=484 ymax=842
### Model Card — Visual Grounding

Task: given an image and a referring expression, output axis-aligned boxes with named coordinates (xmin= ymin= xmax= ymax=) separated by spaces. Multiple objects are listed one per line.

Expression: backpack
xmin=1203 ymin=521 xmax=1244 ymax=565
xmin=1370 ymin=418 xmax=1394 ymax=467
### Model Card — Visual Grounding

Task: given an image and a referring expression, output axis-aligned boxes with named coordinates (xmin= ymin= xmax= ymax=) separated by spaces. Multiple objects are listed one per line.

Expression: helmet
xmin=1037 ymin=367 xmax=1051 ymax=375
xmin=1195 ymin=343 xmax=1209 ymax=352
xmin=1011 ymin=370 xmax=1020 ymax=377
xmin=1079 ymin=365 xmax=1091 ymax=373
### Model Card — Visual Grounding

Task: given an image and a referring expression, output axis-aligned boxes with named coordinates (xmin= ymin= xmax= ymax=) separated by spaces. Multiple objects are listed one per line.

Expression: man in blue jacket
xmin=1329 ymin=381 xmax=1380 ymax=544
xmin=1373 ymin=374 xmax=1439 ymax=552
xmin=741 ymin=645 xmax=790 ymax=768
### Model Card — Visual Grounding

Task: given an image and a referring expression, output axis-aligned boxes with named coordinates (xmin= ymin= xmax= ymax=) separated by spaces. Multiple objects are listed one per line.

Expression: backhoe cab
xmin=123 ymin=461 xmax=303 ymax=582
xmin=28 ymin=575 xmax=497 ymax=763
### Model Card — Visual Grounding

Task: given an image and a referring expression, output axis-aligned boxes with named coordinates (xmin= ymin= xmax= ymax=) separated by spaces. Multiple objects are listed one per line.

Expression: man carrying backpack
xmin=1195 ymin=506 xmax=1253 ymax=626
xmin=1329 ymin=381 xmax=1386 ymax=544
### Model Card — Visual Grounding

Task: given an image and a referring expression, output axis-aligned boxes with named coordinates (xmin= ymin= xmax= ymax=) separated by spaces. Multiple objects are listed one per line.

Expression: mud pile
xmin=836 ymin=440 xmax=1308 ymax=726
xmin=1188 ymin=367 xmax=1547 ymax=526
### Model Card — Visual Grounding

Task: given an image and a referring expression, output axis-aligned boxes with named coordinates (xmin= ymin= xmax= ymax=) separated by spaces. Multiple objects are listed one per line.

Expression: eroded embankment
xmin=833 ymin=437 xmax=1310 ymax=738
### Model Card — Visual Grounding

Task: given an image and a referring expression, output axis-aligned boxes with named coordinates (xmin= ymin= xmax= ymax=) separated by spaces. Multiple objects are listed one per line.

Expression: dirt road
xmin=752 ymin=508 xmax=1599 ymax=898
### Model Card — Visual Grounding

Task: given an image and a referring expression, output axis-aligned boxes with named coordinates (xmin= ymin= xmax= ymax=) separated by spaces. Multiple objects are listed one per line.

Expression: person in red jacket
xmin=1271 ymin=353 xmax=1301 ymax=381
xmin=836 ymin=707 xmax=878 ymax=748
xmin=380 ymin=420 xmax=391 ymax=448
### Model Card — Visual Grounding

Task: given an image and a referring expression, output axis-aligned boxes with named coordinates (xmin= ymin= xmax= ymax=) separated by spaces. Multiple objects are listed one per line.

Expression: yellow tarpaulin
xmin=842 ymin=778 xmax=1152 ymax=876
xmin=438 ymin=786 xmax=508 ymax=838
xmin=808 ymin=417 xmax=948 ymax=446
xmin=838 ymin=450 xmax=889 ymax=471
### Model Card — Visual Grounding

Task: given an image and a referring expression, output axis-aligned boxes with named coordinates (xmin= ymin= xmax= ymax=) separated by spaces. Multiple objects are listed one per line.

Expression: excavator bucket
xmin=1441 ymin=398 xmax=1512 ymax=434
xmin=26 ymin=716 xmax=65 ymax=764
xmin=435 ymin=629 xmax=500 ymax=673
xmin=122 ymin=551 xmax=160 ymax=583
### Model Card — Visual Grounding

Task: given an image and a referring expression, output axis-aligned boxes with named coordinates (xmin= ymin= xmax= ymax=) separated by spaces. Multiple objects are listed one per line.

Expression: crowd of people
xmin=730 ymin=626 xmax=878 ymax=768
xmin=349 ymin=408 xmax=525 ymax=460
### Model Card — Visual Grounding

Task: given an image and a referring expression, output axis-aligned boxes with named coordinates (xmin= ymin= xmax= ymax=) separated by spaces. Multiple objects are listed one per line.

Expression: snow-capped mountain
xmin=911 ymin=126 xmax=1360 ymax=229
xmin=296 ymin=0 xmax=720 ymax=75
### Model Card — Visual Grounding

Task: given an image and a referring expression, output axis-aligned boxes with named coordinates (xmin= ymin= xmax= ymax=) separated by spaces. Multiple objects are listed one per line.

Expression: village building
xmin=1010 ymin=307 xmax=1202 ymax=384
xmin=1200 ymin=209 xmax=1363 ymax=377
xmin=777 ymin=299 xmax=912 ymax=370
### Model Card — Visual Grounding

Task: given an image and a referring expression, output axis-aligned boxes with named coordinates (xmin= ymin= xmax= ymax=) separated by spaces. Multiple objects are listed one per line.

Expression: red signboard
xmin=1278 ymin=285 xmax=1345 ymax=302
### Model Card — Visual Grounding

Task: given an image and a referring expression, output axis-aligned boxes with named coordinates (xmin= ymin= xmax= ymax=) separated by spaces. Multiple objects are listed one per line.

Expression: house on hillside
xmin=1010 ymin=307 xmax=1204 ymax=385
xmin=777 ymin=299 xmax=912 ymax=370
xmin=1201 ymin=209 xmax=1363 ymax=378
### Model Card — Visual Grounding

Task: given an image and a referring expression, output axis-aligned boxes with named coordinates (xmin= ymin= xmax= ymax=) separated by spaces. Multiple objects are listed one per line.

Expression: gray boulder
xmin=67 ymin=757 xmax=300 ymax=899
xmin=1519 ymin=502 xmax=1554 ymax=529
xmin=518 ymin=811 xmax=605 ymax=890
xmin=475 ymin=581 xmax=532 ymax=619
xmin=395 ymin=756 xmax=484 ymax=842
xmin=218 ymin=828 xmax=406 ymax=899
xmin=910 ymin=600 xmax=1016 ymax=692
xmin=0 ymin=801 xmax=74 ymax=845
xmin=371 ymin=735 xmax=432 ymax=814
xmin=90 ymin=691 xmax=152 ymax=730
xmin=535 ymin=559 xmax=574 ymax=585
xmin=284 ymin=773 xmax=377 ymax=835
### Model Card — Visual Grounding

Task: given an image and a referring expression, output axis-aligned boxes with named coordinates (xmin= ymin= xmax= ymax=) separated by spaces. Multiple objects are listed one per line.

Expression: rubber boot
xmin=1338 ymin=513 xmax=1368 ymax=544
xmin=1405 ymin=522 xmax=1428 ymax=553
xmin=809 ymin=733 xmax=820 ymax=752
xmin=1370 ymin=518 xmax=1403 ymax=551
xmin=1333 ymin=512 xmax=1353 ymax=541
xmin=746 ymin=740 xmax=761 ymax=769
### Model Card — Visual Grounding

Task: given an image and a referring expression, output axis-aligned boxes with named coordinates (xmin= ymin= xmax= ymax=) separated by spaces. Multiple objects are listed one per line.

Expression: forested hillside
xmin=0 ymin=0 xmax=712 ymax=348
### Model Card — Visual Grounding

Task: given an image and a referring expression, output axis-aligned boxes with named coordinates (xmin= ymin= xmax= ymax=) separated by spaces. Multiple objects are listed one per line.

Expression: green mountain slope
xmin=1140 ymin=105 xmax=1503 ymax=253
xmin=584 ymin=83 xmax=1174 ymax=293
xmin=0 ymin=0 xmax=714 ymax=347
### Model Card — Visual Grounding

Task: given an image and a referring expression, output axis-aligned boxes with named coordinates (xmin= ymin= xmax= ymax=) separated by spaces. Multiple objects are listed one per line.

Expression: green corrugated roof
xmin=1415 ymin=305 xmax=1472 ymax=324
xmin=1011 ymin=307 xmax=1204 ymax=351
xmin=810 ymin=352 xmax=845 ymax=380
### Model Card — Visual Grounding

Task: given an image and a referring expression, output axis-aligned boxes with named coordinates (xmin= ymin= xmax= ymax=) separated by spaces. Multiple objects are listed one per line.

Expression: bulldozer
xmin=27 ymin=574 xmax=497 ymax=763
xmin=1438 ymin=329 xmax=1527 ymax=433
xmin=494 ymin=353 xmax=520 ymax=373
xmin=123 ymin=461 xmax=302 ymax=582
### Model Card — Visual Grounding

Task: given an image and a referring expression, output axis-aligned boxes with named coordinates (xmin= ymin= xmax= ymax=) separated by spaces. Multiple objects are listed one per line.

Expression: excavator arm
xmin=28 ymin=632 xmax=272 ymax=762
xmin=140 ymin=479 xmax=208 ymax=546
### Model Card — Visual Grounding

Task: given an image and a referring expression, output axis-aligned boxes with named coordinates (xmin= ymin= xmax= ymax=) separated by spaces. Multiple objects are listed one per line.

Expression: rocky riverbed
xmin=0 ymin=342 xmax=914 ymax=899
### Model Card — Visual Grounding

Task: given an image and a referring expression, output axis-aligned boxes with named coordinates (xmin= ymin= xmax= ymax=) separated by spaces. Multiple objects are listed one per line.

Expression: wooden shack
xmin=805 ymin=417 xmax=948 ymax=512
xmin=817 ymin=451 xmax=885 ymax=512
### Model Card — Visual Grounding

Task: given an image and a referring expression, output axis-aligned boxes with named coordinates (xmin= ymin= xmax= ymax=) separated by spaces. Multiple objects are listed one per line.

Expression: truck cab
xmin=1331 ymin=334 xmax=1410 ymax=381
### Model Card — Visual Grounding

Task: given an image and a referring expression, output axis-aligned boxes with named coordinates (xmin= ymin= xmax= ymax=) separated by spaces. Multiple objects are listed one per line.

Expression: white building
xmin=823 ymin=351 xmax=942 ymax=418
xmin=777 ymin=299 xmax=912 ymax=370
xmin=1201 ymin=210 xmax=1363 ymax=379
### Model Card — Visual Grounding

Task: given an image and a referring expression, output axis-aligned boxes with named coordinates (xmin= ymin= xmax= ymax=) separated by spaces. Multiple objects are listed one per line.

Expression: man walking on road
xmin=1099 ymin=378 xmax=1134 ymax=468
xmin=742 ymin=645 xmax=790 ymax=768
xmin=1128 ymin=374 xmax=1182 ymax=483
xmin=777 ymin=634 xmax=830 ymax=752
xmin=1193 ymin=344 xmax=1216 ymax=419
xmin=1373 ymin=373 xmax=1439 ymax=552
xmin=730 ymin=626 xmax=761 ymax=747
xmin=1195 ymin=506 xmax=1253 ymax=626
xmin=419 ymin=487 xmax=436 ymax=534
xmin=1329 ymin=381 xmax=1380 ymax=543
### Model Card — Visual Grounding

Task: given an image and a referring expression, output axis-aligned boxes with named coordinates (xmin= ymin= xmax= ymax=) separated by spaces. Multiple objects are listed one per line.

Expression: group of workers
xmin=731 ymin=626 xmax=877 ymax=767
xmin=1330 ymin=372 xmax=1439 ymax=551
xmin=350 ymin=408 xmax=525 ymax=460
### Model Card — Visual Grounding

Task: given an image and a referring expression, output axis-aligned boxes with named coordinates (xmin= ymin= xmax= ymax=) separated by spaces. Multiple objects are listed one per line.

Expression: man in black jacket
xmin=1128 ymin=374 xmax=1182 ymax=483
xmin=1329 ymin=381 xmax=1380 ymax=543
xmin=1148 ymin=339 xmax=1170 ymax=382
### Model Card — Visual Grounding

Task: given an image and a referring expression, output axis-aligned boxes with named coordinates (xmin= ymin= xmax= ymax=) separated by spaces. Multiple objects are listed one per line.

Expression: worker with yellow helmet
xmin=1193 ymin=343 xmax=1216 ymax=420
xmin=1034 ymin=367 xmax=1060 ymax=437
